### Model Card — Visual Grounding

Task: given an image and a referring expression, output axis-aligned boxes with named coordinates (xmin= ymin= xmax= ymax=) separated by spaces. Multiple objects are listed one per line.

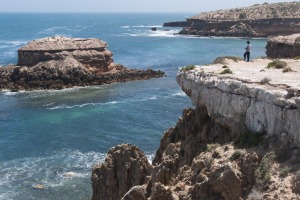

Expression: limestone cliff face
xmin=177 ymin=69 xmax=300 ymax=140
xmin=266 ymin=34 xmax=300 ymax=58
xmin=164 ymin=2 xmax=300 ymax=37
xmin=91 ymin=59 xmax=300 ymax=200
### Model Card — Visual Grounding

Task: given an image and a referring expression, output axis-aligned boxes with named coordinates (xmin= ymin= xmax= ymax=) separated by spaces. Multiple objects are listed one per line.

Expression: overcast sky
xmin=0 ymin=0 xmax=297 ymax=13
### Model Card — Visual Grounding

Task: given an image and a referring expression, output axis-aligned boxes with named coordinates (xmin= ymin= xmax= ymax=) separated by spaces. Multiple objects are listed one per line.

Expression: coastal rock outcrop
xmin=91 ymin=57 xmax=300 ymax=200
xmin=177 ymin=59 xmax=300 ymax=139
xmin=91 ymin=144 xmax=152 ymax=200
xmin=0 ymin=37 xmax=164 ymax=91
xmin=266 ymin=34 xmax=300 ymax=58
xmin=164 ymin=2 xmax=300 ymax=37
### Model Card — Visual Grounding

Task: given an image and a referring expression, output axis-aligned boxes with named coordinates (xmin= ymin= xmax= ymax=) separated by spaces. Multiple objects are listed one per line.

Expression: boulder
xmin=91 ymin=144 xmax=152 ymax=200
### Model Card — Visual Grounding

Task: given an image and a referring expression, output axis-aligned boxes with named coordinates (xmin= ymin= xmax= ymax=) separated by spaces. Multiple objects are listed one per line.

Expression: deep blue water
xmin=0 ymin=13 xmax=267 ymax=199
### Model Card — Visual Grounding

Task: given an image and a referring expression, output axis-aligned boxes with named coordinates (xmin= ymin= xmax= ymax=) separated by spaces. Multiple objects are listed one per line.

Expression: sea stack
xmin=17 ymin=37 xmax=113 ymax=72
xmin=0 ymin=37 xmax=164 ymax=91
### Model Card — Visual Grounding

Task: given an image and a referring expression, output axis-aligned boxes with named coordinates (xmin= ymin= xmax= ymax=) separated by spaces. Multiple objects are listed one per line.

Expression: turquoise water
xmin=0 ymin=13 xmax=267 ymax=199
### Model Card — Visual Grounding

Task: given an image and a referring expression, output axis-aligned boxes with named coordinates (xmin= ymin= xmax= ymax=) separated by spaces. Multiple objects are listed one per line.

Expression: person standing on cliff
xmin=244 ymin=41 xmax=251 ymax=62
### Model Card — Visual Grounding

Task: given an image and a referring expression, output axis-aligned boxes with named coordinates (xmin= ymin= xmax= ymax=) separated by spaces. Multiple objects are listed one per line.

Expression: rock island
xmin=0 ymin=37 xmax=164 ymax=91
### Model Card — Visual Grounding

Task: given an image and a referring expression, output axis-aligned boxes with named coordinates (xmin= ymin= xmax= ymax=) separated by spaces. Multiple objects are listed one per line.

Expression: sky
xmin=0 ymin=0 xmax=297 ymax=13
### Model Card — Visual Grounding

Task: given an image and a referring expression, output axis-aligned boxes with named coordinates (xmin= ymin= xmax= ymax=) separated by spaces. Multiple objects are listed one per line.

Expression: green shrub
xmin=180 ymin=65 xmax=195 ymax=72
xmin=222 ymin=65 xmax=229 ymax=68
xmin=282 ymin=66 xmax=292 ymax=73
xmin=279 ymin=166 xmax=292 ymax=178
xmin=294 ymin=56 xmax=300 ymax=60
xmin=230 ymin=150 xmax=242 ymax=161
xmin=234 ymin=131 xmax=263 ymax=148
xmin=267 ymin=60 xmax=287 ymax=69
xmin=239 ymin=13 xmax=247 ymax=19
xmin=206 ymin=143 xmax=220 ymax=152
xmin=220 ymin=69 xmax=233 ymax=74
xmin=255 ymin=151 xmax=276 ymax=189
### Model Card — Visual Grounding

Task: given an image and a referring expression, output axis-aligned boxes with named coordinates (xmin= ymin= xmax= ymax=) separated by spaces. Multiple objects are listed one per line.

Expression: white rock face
xmin=177 ymin=69 xmax=300 ymax=139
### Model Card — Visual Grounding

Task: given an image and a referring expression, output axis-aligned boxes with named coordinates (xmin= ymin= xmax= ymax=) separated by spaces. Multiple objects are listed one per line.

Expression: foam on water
xmin=172 ymin=91 xmax=187 ymax=97
xmin=0 ymin=40 xmax=27 ymax=48
xmin=47 ymin=101 xmax=119 ymax=110
xmin=0 ymin=150 xmax=105 ymax=198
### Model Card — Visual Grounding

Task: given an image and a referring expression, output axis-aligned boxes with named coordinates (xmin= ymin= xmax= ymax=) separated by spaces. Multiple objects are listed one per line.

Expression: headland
xmin=164 ymin=2 xmax=300 ymax=37
xmin=91 ymin=34 xmax=300 ymax=199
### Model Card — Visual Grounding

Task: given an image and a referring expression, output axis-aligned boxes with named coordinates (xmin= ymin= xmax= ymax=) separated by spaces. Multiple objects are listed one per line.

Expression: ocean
xmin=0 ymin=13 xmax=267 ymax=199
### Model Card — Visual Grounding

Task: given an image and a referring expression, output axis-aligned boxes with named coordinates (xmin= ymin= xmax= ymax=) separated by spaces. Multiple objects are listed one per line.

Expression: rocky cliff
xmin=266 ymin=34 xmax=300 ymax=58
xmin=91 ymin=58 xmax=300 ymax=199
xmin=0 ymin=37 xmax=164 ymax=91
xmin=164 ymin=2 xmax=300 ymax=37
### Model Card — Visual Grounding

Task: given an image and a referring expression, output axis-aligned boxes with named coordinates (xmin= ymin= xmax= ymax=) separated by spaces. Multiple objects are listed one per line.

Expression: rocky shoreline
xmin=164 ymin=2 xmax=300 ymax=37
xmin=0 ymin=37 xmax=164 ymax=91
xmin=91 ymin=43 xmax=300 ymax=199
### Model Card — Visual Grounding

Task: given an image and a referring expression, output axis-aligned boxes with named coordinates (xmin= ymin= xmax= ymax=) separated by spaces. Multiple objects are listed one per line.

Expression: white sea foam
xmin=38 ymin=25 xmax=86 ymax=35
xmin=3 ymin=91 xmax=18 ymax=96
xmin=132 ymin=25 xmax=162 ymax=28
xmin=172 ymin=91 xmax=187 ymax=97
xmin=124 ymin=29 xmax=179 ymax=38
xmin=0 ymin=40 xmax=27 ymax=48
xmin=146 ymin=152 xmax=155 ymax=165
xmin=0 ymin=150 xmax=105 ymax=189
xmin=48 ymin=101 xmax=119 ymax=110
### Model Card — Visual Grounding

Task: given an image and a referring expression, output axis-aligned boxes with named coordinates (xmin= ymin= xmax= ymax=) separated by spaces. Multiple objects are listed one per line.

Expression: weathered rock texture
xmin=266 ymin=34 xmax=300 ymax=58
xmin=18 ymin=37 xmax=111 ymax=71
xmin=91 ymin=144 xmax=152 ymax=200
xmin=177 ymin=62 xmax=300 ymax=140
xmin=0 ymin=37 xmax=164 ymax=91
xmin=164 ymin=2 xmax=300 ymax=37
xmin=91 ymin=59 xmax=300 ymax=199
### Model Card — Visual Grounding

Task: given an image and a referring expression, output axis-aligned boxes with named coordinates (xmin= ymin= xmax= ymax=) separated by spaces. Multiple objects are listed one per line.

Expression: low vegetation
xmin=180 ymin=65 xmax=195 ymax=72
xmin=234 ymin=131 xmax=263 ymax=148
xmin=267 ymin=59 xmax=287 ymax=69
xmin=279 ymin=166 xmax=292 ymax=178
xmin=206 ymin=143 xmax=220 ymax=152
xmin=282 ymin=66 xmax=293 ymax=73
xmin=230 ymin=150 xmax=242 ymax=160
xmin=294 ymin=56 xmax=300 ymax=60
xmin=220 ymin=69 xmax=233 ymax=74
xmin=255 ymin=151 xmax=276 ymax=189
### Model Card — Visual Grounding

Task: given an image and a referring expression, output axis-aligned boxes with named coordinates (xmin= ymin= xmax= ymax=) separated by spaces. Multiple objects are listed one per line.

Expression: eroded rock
xmin=0 ymin=37 xmax=164 ymax=91
xmin=91 ymin=144 xmax=151 ymax=200
xmin=266 ymin=34 xmax=300 ymax=58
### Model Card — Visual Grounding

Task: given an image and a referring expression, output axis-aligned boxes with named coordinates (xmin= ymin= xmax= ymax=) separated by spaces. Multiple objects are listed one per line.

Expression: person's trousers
xmin=244 ymin=52 xmax=250 ymax=62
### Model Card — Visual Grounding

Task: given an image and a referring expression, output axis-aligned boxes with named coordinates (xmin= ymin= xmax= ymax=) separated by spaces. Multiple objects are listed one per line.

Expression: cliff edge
xmin=92 ymin=57 xmax=300 ymax=199
xmin=164 ymin=2 xmax=300 ymax=37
